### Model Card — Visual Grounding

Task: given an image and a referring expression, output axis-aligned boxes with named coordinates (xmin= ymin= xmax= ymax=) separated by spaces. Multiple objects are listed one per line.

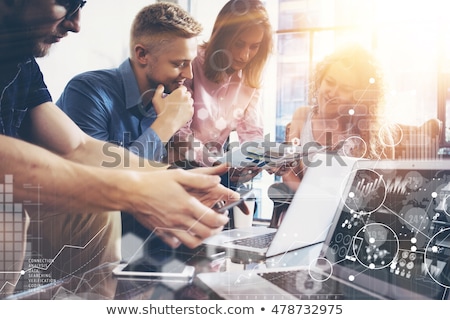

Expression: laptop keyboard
xmin=259 ymin=270 xmax=343 ymax=299
xmin=231 ymin=232 xmax=276 ymax=248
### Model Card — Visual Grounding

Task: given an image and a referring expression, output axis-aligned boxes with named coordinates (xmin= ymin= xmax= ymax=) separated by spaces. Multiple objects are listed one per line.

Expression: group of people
xmin=0 ymin=0 xmax=395 ymax=297
xmin=56 ymin=0 xmax=273 ymax=242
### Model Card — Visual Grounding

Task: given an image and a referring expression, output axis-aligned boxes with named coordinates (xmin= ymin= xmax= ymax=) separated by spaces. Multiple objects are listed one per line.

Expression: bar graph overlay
xmin=0 ymin=174 xmax=25 ymax=295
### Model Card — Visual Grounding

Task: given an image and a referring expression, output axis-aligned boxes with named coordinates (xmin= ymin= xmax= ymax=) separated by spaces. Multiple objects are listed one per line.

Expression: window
xmin=275 ymin=0 xmax=446 ymax=143
xmin=439 ymin=33 xmax=450 ymax=148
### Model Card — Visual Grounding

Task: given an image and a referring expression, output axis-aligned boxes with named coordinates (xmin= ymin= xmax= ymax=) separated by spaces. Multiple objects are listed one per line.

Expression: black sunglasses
xmin=57 ymin=0 xmax=87 ymax=20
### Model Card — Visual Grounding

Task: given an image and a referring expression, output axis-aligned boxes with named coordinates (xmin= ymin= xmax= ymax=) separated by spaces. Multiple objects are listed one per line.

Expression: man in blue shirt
xmin=58 ymin=3 xmax=201 ymax=163
xmin=57 ymin=3 xmax=203 ymax=252
xmin=0 ymin=0 xmax=236 ymax=296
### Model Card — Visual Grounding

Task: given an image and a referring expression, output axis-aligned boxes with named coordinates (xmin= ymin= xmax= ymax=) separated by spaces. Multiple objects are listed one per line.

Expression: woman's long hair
xmin=202 ymin=0 xmax=273 ymax=88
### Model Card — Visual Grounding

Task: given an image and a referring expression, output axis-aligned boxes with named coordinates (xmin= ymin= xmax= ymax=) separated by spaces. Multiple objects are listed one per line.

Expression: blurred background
xmin=37 ymin=0 xmax=450 ymax=220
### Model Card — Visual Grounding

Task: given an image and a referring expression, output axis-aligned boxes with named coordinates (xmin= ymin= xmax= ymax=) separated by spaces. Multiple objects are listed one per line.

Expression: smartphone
xmin=216 ymin=189 xmax=254 ymax=214
xmin=112 ymin=257 xmax=195 ymax=283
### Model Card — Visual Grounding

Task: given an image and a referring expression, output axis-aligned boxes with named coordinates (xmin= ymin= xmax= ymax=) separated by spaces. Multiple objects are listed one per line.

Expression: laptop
xmin=197 ymin=159 xmax=450 ymax=300
xmin=202 ymin=152 xmax=360 ymax=262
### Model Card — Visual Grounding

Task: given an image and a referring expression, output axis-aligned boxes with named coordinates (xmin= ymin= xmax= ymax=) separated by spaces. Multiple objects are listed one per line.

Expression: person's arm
xmin=226 ymin=89 xmax=264 ymax=182
xmin=58 ymin=76 xmax=192 ymax=162
xmin=1 ymin=133 xmax=159 ymax=215
xmin=30 ymin=102 xmax=166 ymax=170
xmin=2 ymin=133 xmax=236 ymax=248
xmin=130 ymin=84 xmax=194 ymax=162
xmin=167 ymin=77 xmax=202 ymax=165
xmin=235 ymin=88 xmax=264 ymax=143
xmin=168 ymin=125 xmax=206 ymax=165
xmin=24 ymin=102 xmax=240 ymax=246
xmin=147 ymin=84 xmax=194 ymax=144
xmin=166 ymin=68 xmax=211 ymax=166
xmin=57 ymin=76 xmax=169 ymax=162
xmin=56 ymin=76 xmax=112 ymax=143
xmin=281 ymin=106 xmax=309 ymax=191
xmin=1 ymin=134 xmax=116 ymax=214
xmin=286 ymin=106 xmax=309 ymax=143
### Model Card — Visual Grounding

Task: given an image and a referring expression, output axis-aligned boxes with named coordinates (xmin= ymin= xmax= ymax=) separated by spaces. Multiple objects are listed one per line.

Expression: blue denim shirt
xmin=56 ymin=59 xmax=165 ymax=161
xmin=0 ymin=58 xmax=52 ymax=138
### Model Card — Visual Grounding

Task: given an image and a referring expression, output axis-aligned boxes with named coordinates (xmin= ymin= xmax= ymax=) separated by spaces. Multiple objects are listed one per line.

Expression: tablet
xmin=112 ymin=257 xmax=195 ymax=283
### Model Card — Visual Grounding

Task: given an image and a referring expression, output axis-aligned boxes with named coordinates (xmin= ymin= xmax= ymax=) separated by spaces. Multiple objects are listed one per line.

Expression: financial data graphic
xmin=0 ymin=174 xmax=25 ymax=295
xmin=0 ymin=175 xmax=109 ymax=297
xmin=325 ymin=167 xmax=450 ymax=299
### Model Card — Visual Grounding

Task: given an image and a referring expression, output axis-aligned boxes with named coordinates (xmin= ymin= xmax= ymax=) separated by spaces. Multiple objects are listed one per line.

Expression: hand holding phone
xmin=213 ymin=189 xmax=254 ymax=215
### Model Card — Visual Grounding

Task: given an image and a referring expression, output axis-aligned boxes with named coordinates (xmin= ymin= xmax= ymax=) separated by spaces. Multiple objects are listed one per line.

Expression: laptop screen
xmin=321 ymin=160 xmax=450 ymax=299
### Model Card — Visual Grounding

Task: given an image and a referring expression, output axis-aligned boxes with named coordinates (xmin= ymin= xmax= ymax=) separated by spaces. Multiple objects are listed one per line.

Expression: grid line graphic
xmin=0 ymin=174 xmax=25 ymax=294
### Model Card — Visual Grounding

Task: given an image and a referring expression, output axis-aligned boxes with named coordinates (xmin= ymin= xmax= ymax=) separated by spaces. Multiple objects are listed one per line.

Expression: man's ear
xmin=134 ymin=44 xmax=150 ymax=65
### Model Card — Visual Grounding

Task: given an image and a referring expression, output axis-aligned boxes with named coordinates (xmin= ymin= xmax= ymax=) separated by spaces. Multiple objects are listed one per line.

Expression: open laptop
xmin=197 ymin=159 xmax=450 ymax=300
xmin=202 ymin=152 xmax=360 ymax=262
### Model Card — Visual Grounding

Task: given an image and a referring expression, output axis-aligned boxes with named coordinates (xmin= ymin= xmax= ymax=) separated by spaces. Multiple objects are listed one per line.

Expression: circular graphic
xmin=341 ymin=136 xmax=367 ymax=159
xmin=403 ymin=206 xmax=430 ymax=232
xmin=379 ymin=123 xmax=403 ymax=148
xmin=353 ymin=223 xmax=399 ymax=269
xmin=136 ymin=89 xmax=157 ymax=117
xmin=404 ymin=171 xmax=425 ymax=191
xmin=435 ymin=192 xmax=450 ymax=217
xmin=230 ymin=0 xmax=251 ymax=15
xmin=208 ymin=49 xmax=233 ymax=72
xmin=309 ymin=257 xmax=333 ymax=282
xmin=292 ymin=258 xmax=333 ymax=294
xmin=425 ymin=227 xmax=450 ymax=288
xmin=343 ymin=235 xmax=352 ymax=245
xmin=343 ymin=169 xmax=387 ymax=214
xmin=331 ymin=244 xmax=340 ymax=256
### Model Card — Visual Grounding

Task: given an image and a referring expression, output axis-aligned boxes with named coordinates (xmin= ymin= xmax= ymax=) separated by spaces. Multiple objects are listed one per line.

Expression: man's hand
xmin=128 ymin=164 xmax=239 ymax=248
xmin=151 ymin=85 xmax=194 ymax=140
xmin=229 ymin=165 xmax=262 ymax=183
xmin=165 ymin=139 xmax=194 ymax=164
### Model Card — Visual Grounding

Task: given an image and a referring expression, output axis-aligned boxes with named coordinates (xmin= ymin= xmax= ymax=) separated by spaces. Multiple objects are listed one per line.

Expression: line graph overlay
xmin=0 ymin=175 xmax=116 ymax=295
xmin=0 ymin=174 xmax=27 ymax=296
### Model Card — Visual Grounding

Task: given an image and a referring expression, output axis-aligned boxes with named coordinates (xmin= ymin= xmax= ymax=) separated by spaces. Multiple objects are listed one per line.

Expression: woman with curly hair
xmin=282 ymin=43 xmax=394 ymax=191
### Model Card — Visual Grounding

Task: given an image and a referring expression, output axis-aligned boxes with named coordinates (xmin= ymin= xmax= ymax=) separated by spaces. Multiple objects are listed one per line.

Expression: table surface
xmin=5 ymin=241 xmax=323 ymax=300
